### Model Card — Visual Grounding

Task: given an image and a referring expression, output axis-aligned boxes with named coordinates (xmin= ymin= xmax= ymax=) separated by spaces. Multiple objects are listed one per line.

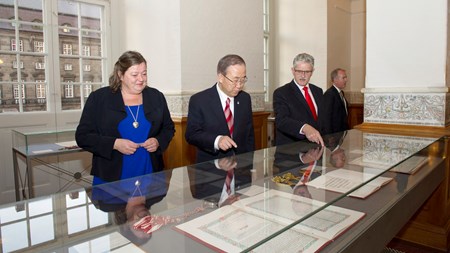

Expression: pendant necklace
xmin=127 ymin=105 xmax=140 ymax=128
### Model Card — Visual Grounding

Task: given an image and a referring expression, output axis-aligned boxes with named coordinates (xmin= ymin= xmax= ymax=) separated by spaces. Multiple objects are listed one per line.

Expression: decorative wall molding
xmin=362 ymin=91 xmax=449 ymax=127
xmin=165 ymin=92 xmax=266 ymax=117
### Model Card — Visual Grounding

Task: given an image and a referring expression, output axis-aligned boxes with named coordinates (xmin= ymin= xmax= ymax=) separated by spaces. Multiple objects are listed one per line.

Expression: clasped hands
xmin=114 ymin=138 xmax=159 ymax=155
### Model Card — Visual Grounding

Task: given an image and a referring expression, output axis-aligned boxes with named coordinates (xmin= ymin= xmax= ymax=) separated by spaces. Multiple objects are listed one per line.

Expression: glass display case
xmin=1 ymin=129 xmax=446 ymax=253
xmin=12 ymin=128 xmax=79 ymax=156
xmin=11 ymin=128 xmax=87 ymax=201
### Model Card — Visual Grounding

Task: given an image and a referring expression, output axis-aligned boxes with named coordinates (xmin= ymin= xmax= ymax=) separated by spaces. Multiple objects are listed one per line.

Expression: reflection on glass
xmin=88 ymin=204 xmax=109 ymax=228
xmin=67 ymin=206 xmax=88 ymax=234
xmin=28 ymin=197 xmax=53 ymax=216
xmin=30 ymin=215 xmax=55 ymax=245
xmin=66 ymin=190 xmax=86 ymax=208
xmin=69 ymin=233 xmax=121 ymax=253
xmin=0 ymin=206 xmax=26 ymax=223
xmin=2 ymin=221 xmax=29 ymax=252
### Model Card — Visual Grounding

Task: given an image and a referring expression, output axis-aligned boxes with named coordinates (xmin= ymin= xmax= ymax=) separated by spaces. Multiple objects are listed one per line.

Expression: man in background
xmin=323 ymin=68 xmax=350 ymax=134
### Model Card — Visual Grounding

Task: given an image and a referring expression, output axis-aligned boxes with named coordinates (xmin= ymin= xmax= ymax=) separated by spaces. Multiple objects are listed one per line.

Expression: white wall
xmin=272 ymin=0 xmax=328 ymax=90
xmin=350 ymin=0 xmax=366 ymax=94
xmin=112 ymin=0 xmax=263 ymax=96
xmin=327 ymin=0 xmax=351 ymax=88
xmin=366 ymin=0 xmax=447 ymax=88
xmin=179 ymin=0 xmax=263 ymax=94
xmin=112 ymin=1 xmax=182 ymax=93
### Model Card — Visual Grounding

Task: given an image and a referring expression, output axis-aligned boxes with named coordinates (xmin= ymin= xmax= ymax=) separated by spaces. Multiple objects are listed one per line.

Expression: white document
xmin=389 ymin=156 xmax=429 ymax=174
xmin=176 ymin=189 xmax=365 ymax=253
xmin=306 ymin=169 xmax=393 ymax=199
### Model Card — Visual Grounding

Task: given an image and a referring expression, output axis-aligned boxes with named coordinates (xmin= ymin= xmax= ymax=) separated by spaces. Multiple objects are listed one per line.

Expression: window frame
xmin=0 ymin=0 xmax=111 ymax=114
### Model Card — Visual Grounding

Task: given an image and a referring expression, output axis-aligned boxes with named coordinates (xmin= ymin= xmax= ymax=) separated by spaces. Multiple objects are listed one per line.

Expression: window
xmin=83 ymin=83 xmax=92 ymax=98
xmin=13 ymin=84 xmax=25 ymax=101
xmin=64 ymin=83 xmax=74 ymax=98
xmin=36 ymin=81 xmax=46 ymax=102
xmin=0 ymin=0 xmax=109 ymax=113
xmin=35 ymin=62 xmax=45 ymax=70
xmin=34 ymin=41 xmax=44 ymax=53
xmin=0 ymin=190 xmax=109 ymax=252
xmin=62 ymin=44 xmax=72 ymax=55
xmin=13 ymin=61 xmax=24 ymax=69
xmin=82 ymin=45 xmax=90 ymax=56
xmin=11 ymin=39 xmax=23 ymax=52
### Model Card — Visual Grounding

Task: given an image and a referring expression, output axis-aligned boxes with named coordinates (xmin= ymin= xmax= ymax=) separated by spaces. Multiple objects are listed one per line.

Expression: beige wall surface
xmin=180 ymin=0 xmax=264 ymax=95
xmin=272 ymin=0 xmax=328 ymax=91
xmin=366 ymin=0 xmax=447 ymax=88
xmin=327 ymin=0 xmax=351 ymax=89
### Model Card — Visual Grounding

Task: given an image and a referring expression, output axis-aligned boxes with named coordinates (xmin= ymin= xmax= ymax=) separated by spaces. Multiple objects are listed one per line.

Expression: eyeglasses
xmin=223 ymin=75 xmax=248 ymax=86
xmin=293 ymin=69 xmax=313 ymax=75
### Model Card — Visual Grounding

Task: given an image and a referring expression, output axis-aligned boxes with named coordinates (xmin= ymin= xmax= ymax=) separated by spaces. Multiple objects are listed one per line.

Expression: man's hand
xmin=218 ymin=136 xmax=237 ymax=151
xmin=303 ymin=124 xmax=324 ymax=146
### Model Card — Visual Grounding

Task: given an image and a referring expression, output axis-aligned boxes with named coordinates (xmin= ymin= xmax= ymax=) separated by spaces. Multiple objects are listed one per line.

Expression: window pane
xmin=66 ymin=190 xmax=86 ymax=208
xmin=80 ymin=3 xmax=102 ymax=31
xmin=2 ymin=0 xmax=14 ymax=18
xmin=0 ymin=206 xmax=26 ymax=223
xmin=30 ymin=215 xmax=55 ymax=245
xmin=88 ymin=204 xmax=109 ymax=228
xmin=0 ymin=84 xmax=20 ymax=113
xmin=18 ymin=0 xmax=43 ymax=21
xmin=58 ymin=0 xmax=78 ymax=28
xmin=67 ymin=206 xmax=88 ymax=234
xmin=81 ymin=34 xmax=101 ymax=57
xmin=1 ymin=221 xmax=29 ymax=252
xmin=82 ymin=59 xmax=102 ymax=82
xmin=28 ymin=197 xmax=53 ymax=216
xmin=61 ymin=84 xmax=81 ymax=110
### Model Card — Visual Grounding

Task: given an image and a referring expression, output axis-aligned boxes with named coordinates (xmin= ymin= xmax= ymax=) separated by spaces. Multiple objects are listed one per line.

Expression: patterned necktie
xmin=303 ymin=86 xmax=318 ymax=121
xmin=340 ymin=91 xmax=348 ymax=115
xmin=224 ymin=97 xmax=234 ymax=137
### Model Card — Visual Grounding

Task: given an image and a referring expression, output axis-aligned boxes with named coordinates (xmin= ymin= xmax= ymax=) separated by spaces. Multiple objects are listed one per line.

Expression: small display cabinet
xmin=12 ymin=128 xmax=85 ymax=201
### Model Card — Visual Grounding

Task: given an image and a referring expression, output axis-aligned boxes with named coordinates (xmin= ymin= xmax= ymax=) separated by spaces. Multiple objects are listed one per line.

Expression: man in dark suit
xmin=323 ymin=68 xmax=350 ymax=134
xmin=273 ymin=53 xmax=325 ymax=146
xmin=185 ymin=54 xmax=255 ymax=164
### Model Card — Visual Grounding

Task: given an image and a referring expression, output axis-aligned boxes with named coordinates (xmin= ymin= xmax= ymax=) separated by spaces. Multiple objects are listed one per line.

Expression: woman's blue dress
xmin=93 ymin=104 xmax=153 ymax=186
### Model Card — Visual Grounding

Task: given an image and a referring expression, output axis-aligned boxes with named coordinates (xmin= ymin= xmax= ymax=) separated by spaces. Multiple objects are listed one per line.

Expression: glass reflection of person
xmin=325 ymin=131 xmax=348 ymax=169
xmin=187 ymin=153 xmax=253 ymax=207
xmin=90 ymin=172 xmax=170 ymax=245
xmin=330 ymin=147 xmax=346 ymax=168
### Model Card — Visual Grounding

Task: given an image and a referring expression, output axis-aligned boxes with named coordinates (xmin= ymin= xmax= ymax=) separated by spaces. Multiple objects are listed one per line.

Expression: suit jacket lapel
xmin=208 ymin=85 xmax=230 ymax=134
